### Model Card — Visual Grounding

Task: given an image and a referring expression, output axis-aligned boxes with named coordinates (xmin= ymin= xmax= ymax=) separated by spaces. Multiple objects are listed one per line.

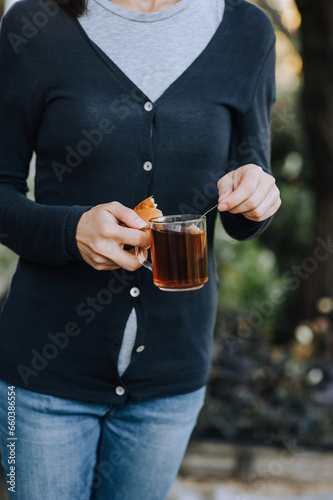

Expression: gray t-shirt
xmin=78 ymin=0 xmax=225 ymax=376
xmin=79 ymin=0 xmax=225 ymax=102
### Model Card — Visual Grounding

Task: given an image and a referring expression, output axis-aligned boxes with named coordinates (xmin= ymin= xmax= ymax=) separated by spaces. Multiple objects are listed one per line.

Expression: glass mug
xmin=135 ymin=214 xmax=209 ymax=291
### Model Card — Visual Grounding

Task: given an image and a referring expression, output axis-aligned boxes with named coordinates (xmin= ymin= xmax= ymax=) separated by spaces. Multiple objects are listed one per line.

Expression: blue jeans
xmin=0 ymin=379 xmax=205 ymax=500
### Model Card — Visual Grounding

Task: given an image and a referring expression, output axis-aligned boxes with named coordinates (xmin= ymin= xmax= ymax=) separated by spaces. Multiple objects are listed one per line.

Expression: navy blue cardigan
xmin=0 ymin=0 xmax=276 ymax=404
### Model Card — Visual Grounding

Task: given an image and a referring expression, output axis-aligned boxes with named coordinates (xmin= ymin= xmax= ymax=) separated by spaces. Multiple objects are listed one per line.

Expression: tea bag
xmin=187 ymin=223 xmax=204 ymax=234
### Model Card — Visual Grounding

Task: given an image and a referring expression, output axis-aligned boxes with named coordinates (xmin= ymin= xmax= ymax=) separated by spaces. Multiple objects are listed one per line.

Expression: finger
xmin=105 ymin=201 xmax=147 ymax=229
xmin=242 ymin=191 xmax=281 ymax=221
xmin=110 ymin=226 xmax=150 ymax=248
xmin=94 ymin=263 xmax=121 ymax=271
xmin=126 ymin=246 xmax=148 ymax=256
xmin=218 ymin=174 xmax=260 ymax=212
xmin=217 ymin=172 xmax=234 ymax=201
xmin=223 ymin=177 xmax=270 ymax=215
xmin=83 ymin=242 xmax=142 ymax=272
xmin=111 ymin=247 xmax=143 ymax=272
xmin=79 ymin=246 xmax=120 ymax=271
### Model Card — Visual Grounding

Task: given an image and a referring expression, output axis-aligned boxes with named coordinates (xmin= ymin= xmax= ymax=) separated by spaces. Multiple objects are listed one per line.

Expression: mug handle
xmin=135 ymin=247 xmax=153 ymax=272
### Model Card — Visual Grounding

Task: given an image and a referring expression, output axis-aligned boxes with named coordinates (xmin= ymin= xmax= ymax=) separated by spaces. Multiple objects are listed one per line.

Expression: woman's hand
xmin=217 ymin=164 xmax=281 ymax=221
xmin=76 ymin=202 xmax=150 ymax=271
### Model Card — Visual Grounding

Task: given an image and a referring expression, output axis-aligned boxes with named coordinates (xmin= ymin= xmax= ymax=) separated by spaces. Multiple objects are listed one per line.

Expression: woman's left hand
xmin=217 ymin=164 xmax=281 ymax=221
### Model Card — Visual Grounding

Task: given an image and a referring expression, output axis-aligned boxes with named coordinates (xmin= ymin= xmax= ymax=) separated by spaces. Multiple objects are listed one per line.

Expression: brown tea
xmin=150 ymin=225 xmax=208 ymax=290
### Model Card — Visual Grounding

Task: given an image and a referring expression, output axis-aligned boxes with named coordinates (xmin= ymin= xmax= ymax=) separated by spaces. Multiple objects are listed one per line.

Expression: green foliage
xmin=0 ymin=247 xmax=16 ymax=271
xmin=214 ymin=219 xmax=286 ymax=333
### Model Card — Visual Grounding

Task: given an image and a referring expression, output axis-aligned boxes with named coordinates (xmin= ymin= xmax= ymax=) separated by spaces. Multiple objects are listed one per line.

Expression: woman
xmin=0 ymin=0 xmax=281 ymax=498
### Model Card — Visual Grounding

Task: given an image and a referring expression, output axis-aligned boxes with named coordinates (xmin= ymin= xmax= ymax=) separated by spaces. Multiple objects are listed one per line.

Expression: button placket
xmin=137 ymin=102 xmax=155 ymax=203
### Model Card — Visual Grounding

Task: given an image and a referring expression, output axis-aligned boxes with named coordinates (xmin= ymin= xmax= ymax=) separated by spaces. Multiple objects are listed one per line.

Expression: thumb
xmin=105 ymin=202 xmax=147 ymax=229
xmin=217 ymin=172 xmax=234 ymax=201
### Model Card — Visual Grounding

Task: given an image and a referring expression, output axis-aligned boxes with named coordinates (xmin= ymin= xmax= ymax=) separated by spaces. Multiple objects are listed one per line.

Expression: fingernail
xmin=135 ymin=217 xmax=147 ymax=229
xmin=218 ymin=204 xmax=228 ymax=211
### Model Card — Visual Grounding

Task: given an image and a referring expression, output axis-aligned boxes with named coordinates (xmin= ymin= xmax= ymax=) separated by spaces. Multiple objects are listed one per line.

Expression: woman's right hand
xmin=76 ymin=201 xmax=150 ymax=271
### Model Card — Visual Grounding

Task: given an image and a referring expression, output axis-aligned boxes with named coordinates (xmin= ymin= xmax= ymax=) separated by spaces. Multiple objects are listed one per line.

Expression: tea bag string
xmin=200 ymin=203 xmax=219 ymax=219
xmin=194 ymin=203 xmax=219 ymax=227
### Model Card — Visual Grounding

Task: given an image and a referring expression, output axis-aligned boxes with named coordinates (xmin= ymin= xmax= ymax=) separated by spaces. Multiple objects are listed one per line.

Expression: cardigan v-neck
xmin=0 ymin=0 xmax=276 ymax=404
xmin=78 ymin=0 xmax=225 ymax=103
xmin=74 ymin=2 xmax=229 ymax=107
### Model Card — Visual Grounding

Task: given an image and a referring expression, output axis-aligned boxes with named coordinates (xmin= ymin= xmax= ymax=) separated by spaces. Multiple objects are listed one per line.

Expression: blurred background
xmin=0 ymin=0 xmax=333 ymax=498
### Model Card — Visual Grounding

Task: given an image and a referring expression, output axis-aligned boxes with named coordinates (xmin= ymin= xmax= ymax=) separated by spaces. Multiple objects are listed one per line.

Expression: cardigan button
xmin=143 ymin=161 xmax=153 ymax=172
xmin=130 ymin=287 xmax=140 ymax=298
xmin=136 ymin=345 xmax=145 ymax=353
xmin=144 ymin=101 xmax=153 ymax=112
xmin=115 ymin=386 xmax=125 ymax=396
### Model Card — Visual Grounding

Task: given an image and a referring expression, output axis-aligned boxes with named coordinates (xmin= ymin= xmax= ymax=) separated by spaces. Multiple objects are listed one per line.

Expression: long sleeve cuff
xmin=221 ymin=212 xmax=272 ymax=241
